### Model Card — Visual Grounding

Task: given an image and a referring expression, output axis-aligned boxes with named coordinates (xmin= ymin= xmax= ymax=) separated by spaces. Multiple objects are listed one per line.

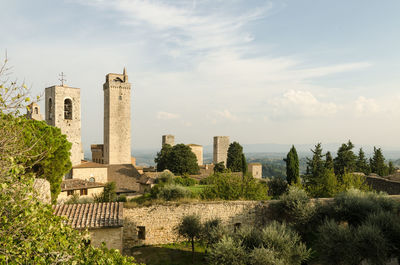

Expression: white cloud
xmin=156 ymin=111 xmax=179 ymax=120
xmin=269 ymin=90 xmax=338 ymax=119
xmin=215 ymin=109 xmax=239 ymax=121
xmin=354 ymin=96 xmax=380 ymax=116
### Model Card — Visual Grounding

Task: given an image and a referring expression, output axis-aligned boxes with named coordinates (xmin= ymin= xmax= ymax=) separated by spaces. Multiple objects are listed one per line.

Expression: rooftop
xmin=73 ymin=161 xmax=107 ymax=169
xmin=53 ymin=202 xmax=123 ymax=229
xmin=61 ymin=179 xmax=105 ymax=191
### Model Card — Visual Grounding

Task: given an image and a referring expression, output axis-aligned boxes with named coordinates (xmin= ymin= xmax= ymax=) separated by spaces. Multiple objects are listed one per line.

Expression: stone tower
xmin=103 ymin=68 xmax=132 ymax=165
xmin=162 ymin=135 xmax=175 ymax=146
xmin=26 ymin=102 xmax=43 ymax=121
xmin=213 ymin=136 xmax=230 ymax=166
xmin=45 ymin=85 xmax=84 ymax=166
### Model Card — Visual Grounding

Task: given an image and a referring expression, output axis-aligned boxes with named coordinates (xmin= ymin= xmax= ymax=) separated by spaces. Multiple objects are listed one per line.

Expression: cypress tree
xmin=227 ymin=142 xmax=244 ymax=172
xmin=370 ymin=147 xmax=388 ymax=176
xmin=356 ymin=148 xmax=370 ymax=174
xmin=333 ymin=140 xmax=357 ymax=176
xmin=325 ymin=152 xmax=334 ymax=171
xmin=284 ymin=145 xmax=300 ymax=185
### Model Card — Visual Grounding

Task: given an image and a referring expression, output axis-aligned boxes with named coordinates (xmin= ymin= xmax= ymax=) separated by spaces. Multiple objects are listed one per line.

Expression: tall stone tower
xmin=103 ymin=68 xmax=132 ymax=165
xmin=45 ymin=85 xmax=84 ymax=166
xmin=213 ymin=136 xmax=230 ymax=166
xmin=162 ymin=135 xmax=175 ymax=146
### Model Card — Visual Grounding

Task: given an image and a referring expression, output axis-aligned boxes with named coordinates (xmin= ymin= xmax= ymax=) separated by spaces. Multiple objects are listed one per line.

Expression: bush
xmin=117 ymin=195 xmax=127 ymax=202
xmin=208 ymin=222 xmax=310 ymax=265
xmin=267 ymin=177 xmax=288 ymax=198
xmin=202 ymin=218 xmax=226 ymax=250
xmin=274 ymin=186 xmax=315 ymax=229
xmin=173 ymin=176 xmax=197 ymax=186
xmin=94 ymin=182 xmax=117 ymax=202
xmin=158 ymin=184 xmax=193 ymax=201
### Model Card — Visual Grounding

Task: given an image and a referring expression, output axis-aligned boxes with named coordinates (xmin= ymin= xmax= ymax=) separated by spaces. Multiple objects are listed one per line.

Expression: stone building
xmin=26 ymin=102 xmax=43 ymax=121
xmin=58 ymin=179 xmax=105 ymax=202
xmin=45 ymin=84 xmax=83 ymax=166
xmin=103 ymin=68 xmax=132 ymax=165
xmin=213 ymin=136 xmax=230 ymax=166
xmin=248 ymin=163 xmax=262 ymax=179
xmin=187 ymin=144 xmax=203 ymax=165
xmin=53 ymin=202 xmax=124 ymax=252
xmin=162 ymin=134 xmax=175 ymax=146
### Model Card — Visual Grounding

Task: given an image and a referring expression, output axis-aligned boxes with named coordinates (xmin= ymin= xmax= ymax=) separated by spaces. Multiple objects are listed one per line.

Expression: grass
xmin=186 ymin=185 xmax=208 ymax=194
xmin=131 ymin=241 xmax=207 ymax=265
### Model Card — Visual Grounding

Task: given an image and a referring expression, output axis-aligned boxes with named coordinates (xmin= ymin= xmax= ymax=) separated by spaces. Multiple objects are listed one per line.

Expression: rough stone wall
xmin=366 ymin=176 xmax=400 ymax=195
xmin=162 ymin=135 xmax=175 ymax=146
xmin=91 ymin=144 xmax=104 ymax=164
xmin=57 ymin=187 xmax=104 ymax=203
xmin=123 ymin=201 xmax=263 ymax=254
xmin=33 ymin=178 xmax=51 ymax=204
xmin=213 ymin=136 xmax=229 ymax=166
xmin=72 ymin=167 xmax=108 ymax=183
xmin=90 ymin=227 xmax=123 ymax=252
xmin=103 ymin=72 xmax=131 ymax=165
xmin=45 ymin=85 xmax=84 ymax=166
xmin=188 ymin=144 xmax=203 ymax=165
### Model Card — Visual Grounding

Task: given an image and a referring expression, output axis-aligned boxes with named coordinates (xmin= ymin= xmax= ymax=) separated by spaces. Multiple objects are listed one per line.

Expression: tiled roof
xmin=53 ymin=202 xmax=123 ymax=229
xmin=73 ymin=161 xmax=107 ymax=168
xmin=61 ymin=179 xmax=105 ymax=191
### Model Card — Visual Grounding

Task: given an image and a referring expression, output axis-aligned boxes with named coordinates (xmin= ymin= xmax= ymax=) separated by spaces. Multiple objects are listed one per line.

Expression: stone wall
xmin=367 ymin=176 xmax=400 ymax=195
xmin=33 ymin=178 xmax=51 ymax=204
xmin=90 ymin=227 xmax=123 ymax=252
xmin=58 ymin=187 xmax=104 ymax=202
xmin=123 ymin=201 xmax=264 ymax=255
xmin=188 ymin=144 xmax=203 ymax=165
xmin=72 ymin=167 xmax=108 ymax=183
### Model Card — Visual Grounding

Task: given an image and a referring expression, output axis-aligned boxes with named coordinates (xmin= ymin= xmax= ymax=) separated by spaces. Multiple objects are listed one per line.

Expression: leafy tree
xmin=388 ymin=161 xmax=396 ymax=175
xmin=356 ymin=148 xmax=370 ymax=174
xmin=94 ymin=182 xmax=117 ymax=202
xmin=154 ymin=144 xmax=199 ymax=175
xmin=154 ymin=144 xmax=173 ymax=172
xmin=227 ymin=141 xmax=244 ymax=172
xmin=333 ymin=140 xmax=357 ymax=176
xmin=370 ymin=147 xmax=388 ymax=176
xmin=177 ymin=214 xmax=203 ymax=262
xmin=284 ymin=145 xmax=300 ymax=185
xmin=201 ymin=218 xmax=225 ymax=252
xmin=20 ymin=118 xmax=72 ymax=202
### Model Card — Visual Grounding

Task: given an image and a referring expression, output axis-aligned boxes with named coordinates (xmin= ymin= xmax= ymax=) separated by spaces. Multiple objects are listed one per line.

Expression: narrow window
xmin=48 ymin=98 xmax=53 ymax=120
xmin=67 ymin=190 xmax=74 ymax=196
xmin=34 ymin=107 xmax=38 ymax=114
xmin=119 ymin=95 xmax=122 ymax=100
xmin=138 ymin=226 xmax=146 ymax=240
xmin=64 ymin=98 xmax=73 ymax=120
xmin=80 ymin=189 xmax=88 ymax=196
xmin=234 ymin=223 xmax=241 ymax=233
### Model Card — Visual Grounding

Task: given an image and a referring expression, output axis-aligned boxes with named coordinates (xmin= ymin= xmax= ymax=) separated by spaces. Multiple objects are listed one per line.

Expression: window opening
xmin=138 ymin=226 xmax=146 ymax=240
xmin=64 ymin=98 xmax=73 ymax=120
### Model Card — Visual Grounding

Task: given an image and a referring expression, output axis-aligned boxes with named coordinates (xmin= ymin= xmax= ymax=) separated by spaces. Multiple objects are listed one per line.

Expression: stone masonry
xmin=213 ymin=136 xmax=230 ymax=166
xmin=103 ymin=68 xmax=132 ymax=165
xmin=45 ymin=85 xmax=84 ymax=166
xmin=187 ymin=144 xmax=203 ymax=165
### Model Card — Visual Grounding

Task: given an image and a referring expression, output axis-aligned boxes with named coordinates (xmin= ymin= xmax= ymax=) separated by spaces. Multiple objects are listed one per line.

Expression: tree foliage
xmin=227 ymin=141 xmax=245 ymax=172
xmin=370 ymin=147 xmax=389 ymax=176
xmin=177 ymin=214 xmax=203 ymax=261
xmin=154 ymin=144 xmax=199 ymax=175
xmin=356 ymin=148 xmax=370 ymax=174
xmin=284 ymin=145 xmax=300 ymax=185
xmin=333 ymin=140 xmax=357 ymax=176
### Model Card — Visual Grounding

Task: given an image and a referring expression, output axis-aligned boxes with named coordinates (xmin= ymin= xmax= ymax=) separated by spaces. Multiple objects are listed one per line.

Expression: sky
xmin=2 ymin=0 xmax=400 ymax=153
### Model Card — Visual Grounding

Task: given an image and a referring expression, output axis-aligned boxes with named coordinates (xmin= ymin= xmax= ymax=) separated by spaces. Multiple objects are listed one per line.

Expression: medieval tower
xmin=213 ymin=136 xmax=230 ymax=166
xmin=45 ymin=85 xmax=84 ymax=166
xmin=103 ymin=68 xmax=132 ymax=165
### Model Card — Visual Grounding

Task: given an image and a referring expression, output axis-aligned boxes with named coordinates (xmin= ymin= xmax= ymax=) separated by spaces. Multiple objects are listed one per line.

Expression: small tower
xmin=26 ymin=102 xmax=43 ymax=121
xmin=162 ymin=135 xmax=175 ymax=146
xmin=213 ymin=136 xmax=230 ymax=166
xmin=45 ymin=84 xmax=84 ymax=166
xmin=103 ymin=68 xmax=132 ymax=165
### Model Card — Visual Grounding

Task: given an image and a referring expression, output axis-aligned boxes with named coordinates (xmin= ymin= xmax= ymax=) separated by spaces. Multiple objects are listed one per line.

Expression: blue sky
xmin=2 ymin=0 xmax=400 ymax=152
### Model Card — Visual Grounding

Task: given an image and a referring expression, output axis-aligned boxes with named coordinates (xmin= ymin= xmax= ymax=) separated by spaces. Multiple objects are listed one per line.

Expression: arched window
xmin=34 ymin=107 xmax=38 ymax=114
xmin=64 ymin=99 xmax=72 ymax=120
xmin=48 ymin=98 xmax=52 ymax=120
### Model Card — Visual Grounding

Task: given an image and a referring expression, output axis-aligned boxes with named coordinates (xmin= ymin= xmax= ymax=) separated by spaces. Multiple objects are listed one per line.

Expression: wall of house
xmin=72 ymin=167 xmax=108 ymax=183
xmin=57 ymin=187 xmax=104 ymax=202
xmin=90 ymin=227 xmax=123 ymax=252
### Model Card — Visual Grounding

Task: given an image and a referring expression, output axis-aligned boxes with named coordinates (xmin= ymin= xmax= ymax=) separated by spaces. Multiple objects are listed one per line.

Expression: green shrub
xmin=207 ymin=236 xmax=247 ymax=265
xmin=156 ymin=170 xmax=175 ymax=184
xmin=117 ymin=195 xmax=127 ymax=202
xmin=267 ymin=177 xmax=288 ymax=198
xmin=173 ymin=176 xmax=197 ymax=186
xmin=158 ymin=184 xmax=192 ymax=201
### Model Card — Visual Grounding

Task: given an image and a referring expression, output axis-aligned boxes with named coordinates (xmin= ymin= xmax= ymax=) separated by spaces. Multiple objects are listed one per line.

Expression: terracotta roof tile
xmin=53 ymin=202 xmax=123 ymax=229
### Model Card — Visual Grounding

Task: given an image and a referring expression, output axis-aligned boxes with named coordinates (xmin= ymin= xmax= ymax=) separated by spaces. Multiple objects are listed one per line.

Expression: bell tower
xmin=103 ymin=68 xmax=132 ymax=165
xmin=45 ymin=84 xmax=84 ymax=166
